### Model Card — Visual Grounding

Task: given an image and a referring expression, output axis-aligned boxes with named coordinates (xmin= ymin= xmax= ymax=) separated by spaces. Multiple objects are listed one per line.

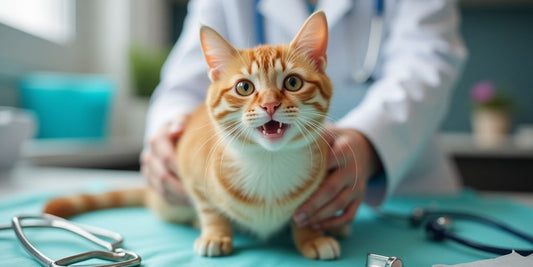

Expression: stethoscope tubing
xmin=437 ymin=226 xmax=533 ymax=256
xmin=378 ymin=208 xmax=533 ymax=256
xmin=422 ymin=210 xmax=533 ymax=244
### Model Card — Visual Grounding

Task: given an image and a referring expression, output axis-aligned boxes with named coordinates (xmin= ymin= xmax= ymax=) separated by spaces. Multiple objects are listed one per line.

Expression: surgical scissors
xmin=0 ymin=213 xmax=141 ymax=267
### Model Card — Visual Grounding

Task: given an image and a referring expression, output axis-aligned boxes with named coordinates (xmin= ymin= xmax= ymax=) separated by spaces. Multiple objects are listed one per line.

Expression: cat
xmin=44 ymin=11 xmax=344 ymax=260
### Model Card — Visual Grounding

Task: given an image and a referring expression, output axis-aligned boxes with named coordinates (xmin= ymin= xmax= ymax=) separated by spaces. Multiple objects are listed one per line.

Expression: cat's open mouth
xmin=257 ymin=120 xmax=289 ymax=140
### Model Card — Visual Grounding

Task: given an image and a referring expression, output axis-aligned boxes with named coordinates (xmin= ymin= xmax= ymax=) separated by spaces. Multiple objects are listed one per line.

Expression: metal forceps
xmin=0 ymin=213 xmax=141 ymax=267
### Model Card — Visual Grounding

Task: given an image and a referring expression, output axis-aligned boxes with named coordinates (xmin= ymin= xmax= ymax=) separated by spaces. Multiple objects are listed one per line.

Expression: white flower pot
xmin=472 ymin=109 xmax=510 ymax=148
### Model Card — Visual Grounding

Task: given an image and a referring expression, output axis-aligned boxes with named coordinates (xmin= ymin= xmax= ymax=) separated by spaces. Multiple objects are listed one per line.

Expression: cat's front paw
xmin=327 ymin=224 xmax=352 ymax=239
xmin=300 ymin=236 xmax=340 ymax=260
xmin=194 ymin=235 xmax=233 ymax=257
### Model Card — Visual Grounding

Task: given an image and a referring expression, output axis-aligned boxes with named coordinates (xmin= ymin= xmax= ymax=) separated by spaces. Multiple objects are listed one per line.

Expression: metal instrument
xmin=366 ymin=253 xmax=403 ymax=267
xmin=0 ymin=213 xmax=141 ymax=267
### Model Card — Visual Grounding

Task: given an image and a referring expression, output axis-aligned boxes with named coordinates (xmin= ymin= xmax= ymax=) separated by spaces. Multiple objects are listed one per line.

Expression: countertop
xmin=0 ymin=163 xmax=144 ymax=200
xmin=1 ymin=164 xmax=532 ymax=206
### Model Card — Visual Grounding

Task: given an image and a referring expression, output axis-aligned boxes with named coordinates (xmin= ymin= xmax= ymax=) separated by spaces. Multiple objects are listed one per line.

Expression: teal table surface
xmin=1 ymin=188 xmax=532 ymax=266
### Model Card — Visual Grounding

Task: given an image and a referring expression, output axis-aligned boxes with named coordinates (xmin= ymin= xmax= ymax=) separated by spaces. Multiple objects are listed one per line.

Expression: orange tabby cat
xmin=44 ymin=11 xmax=342 ymax=260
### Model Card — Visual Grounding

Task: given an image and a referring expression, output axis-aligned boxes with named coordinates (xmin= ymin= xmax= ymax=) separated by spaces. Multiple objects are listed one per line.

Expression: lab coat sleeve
xmin=337 ymin=0 xmax=467 ymax=205
xmin=144 ymin=0 xmax=227 ymax=141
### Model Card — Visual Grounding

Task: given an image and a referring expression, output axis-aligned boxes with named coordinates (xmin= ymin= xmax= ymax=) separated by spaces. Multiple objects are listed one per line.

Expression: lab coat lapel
xmin=258 ymin=0 xmax=353 ymax=35
xmin=317 ymin=0 xmax=352 ymax=29
xmin=257 ymin=0 xmax=309 ymax=35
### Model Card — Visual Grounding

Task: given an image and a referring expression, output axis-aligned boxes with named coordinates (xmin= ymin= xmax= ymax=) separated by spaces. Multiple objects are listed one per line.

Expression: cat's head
xmin=200 ymin=11 xmax=331 ymax=151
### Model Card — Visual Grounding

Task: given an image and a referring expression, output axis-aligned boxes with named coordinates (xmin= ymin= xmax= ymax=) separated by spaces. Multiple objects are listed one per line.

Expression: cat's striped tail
xmin=43 ymin=188 xmax=148 ymax=218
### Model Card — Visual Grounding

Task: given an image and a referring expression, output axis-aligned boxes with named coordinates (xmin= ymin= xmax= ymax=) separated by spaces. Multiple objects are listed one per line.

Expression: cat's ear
xmin=290 ymin=11 xmax=328 ymax=72
xmin=200 ymin=26 xmax=238 ymax=81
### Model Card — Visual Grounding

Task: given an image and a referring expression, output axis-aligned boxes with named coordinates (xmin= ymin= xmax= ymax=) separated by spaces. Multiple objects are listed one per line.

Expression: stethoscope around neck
xmin=253 ymin=0 xmax=385 ymax=84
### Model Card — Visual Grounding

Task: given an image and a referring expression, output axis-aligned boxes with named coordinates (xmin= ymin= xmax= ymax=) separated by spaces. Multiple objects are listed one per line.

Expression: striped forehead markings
xmin=251 ymin=61 xmax=260 ymax=75
xmin=274 ymin=59 xmax=284 ymax=72
xmin=244 ymin=59 xmax=287 ymax=85
xmin=246 ymin=48 xmax=285 ymax=74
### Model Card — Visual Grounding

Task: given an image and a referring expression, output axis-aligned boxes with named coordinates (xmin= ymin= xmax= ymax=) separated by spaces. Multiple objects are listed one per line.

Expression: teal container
xmin=19 ymin=72 xmax=114 ymax=139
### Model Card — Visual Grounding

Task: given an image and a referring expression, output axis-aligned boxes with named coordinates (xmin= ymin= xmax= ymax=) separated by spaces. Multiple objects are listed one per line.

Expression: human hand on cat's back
xmin=294 ymin=125 xmax=381 ymax=230
xmin=141 ymin=114 xmax=191 ymax=205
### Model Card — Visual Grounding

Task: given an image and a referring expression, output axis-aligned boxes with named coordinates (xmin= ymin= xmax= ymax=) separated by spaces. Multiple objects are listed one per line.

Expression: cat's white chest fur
xmin=234 ymin=149 xmax=316 ymax=202
xmin=216 ymin=147 xmax=323 ymax=238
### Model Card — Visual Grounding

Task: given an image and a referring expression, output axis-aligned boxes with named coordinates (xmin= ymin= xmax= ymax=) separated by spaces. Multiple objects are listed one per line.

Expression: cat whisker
xmin=218 ymin=125 xmax=253 ymax=185
xmin=293 ymin=121 xmax=324 ymax=167
xmin=297 ymin=119 xmax=339 ymax=161
xmin=217 ymin=127 xmax=241 ymax=187
xmin=203 ymin=122 xmax=243 ymax=185
xmin=185 ymin=120 xmax=218 ymax=132
xmin=302 ymin=121 xmax=339 ymax=167
xmin=192 ymin=121 xmax=241 ymax=161
xmin=214 ymin=124 xmax=257 ymax=194
xmin=299 ymin=119 xmax=359 ymax=190
xmin=297 ymin=110 xmax=339 ymax=122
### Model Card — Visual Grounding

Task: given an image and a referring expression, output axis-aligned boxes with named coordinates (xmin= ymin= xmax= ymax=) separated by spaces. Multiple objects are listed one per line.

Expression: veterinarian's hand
xmin=141 ymin=115 xmax=191 ymax=205
xmin=293 ymin=125 xmax=381 ymax=230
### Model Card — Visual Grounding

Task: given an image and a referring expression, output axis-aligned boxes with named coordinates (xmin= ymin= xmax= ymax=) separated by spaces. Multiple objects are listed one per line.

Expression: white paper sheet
xmin=433 ymin=251 xmax=533 ymax=267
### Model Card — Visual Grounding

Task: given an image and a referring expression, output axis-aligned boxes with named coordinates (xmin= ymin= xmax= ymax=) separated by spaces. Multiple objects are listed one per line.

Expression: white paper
xmin=433 ymin=251 xmax=533 ymax=267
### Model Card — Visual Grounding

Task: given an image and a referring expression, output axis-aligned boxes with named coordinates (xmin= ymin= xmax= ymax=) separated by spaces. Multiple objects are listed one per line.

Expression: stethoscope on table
xmin=0 ymin=213 xmax=141 ymax=267
xmin=254 ymin=0 xmax=386 ymax=84
xmin=376 ymin=207 xmax=533 ymax=257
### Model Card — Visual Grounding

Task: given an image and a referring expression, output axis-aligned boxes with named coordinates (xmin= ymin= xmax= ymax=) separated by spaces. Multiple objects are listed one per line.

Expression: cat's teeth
xmin=262 ymin=125 xmax=267 ymax=132
xmin=279 ymin=122 xmax=283 ymax=128
xmin=277 ymin=128 xmax=281 ymax=134
xmin=262 ymin=129 xmax=266 ymax=135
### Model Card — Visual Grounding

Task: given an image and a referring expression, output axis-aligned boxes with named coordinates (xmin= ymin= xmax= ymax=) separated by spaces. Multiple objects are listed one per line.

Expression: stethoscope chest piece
xmin=366 ymin=253 xmax=403 ymax=267
xmin=425 ymin=216 xmax=453 ymax=241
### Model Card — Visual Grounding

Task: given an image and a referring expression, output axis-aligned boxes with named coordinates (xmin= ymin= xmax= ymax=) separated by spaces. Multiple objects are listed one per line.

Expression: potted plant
xmin=470 ymin=80 xmax=513 ymax=148
xmin=129 ymin=45 xmax=170 ymax=98
xmin=127 ymin=45 xmax=170 ymax=141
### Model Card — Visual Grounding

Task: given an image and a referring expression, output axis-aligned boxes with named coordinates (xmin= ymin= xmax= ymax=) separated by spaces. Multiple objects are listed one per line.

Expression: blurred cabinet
xmin=461 ymin=0 xmax=533 ymax=6
xmin=441 ymin=133 xmax=533 ymax=192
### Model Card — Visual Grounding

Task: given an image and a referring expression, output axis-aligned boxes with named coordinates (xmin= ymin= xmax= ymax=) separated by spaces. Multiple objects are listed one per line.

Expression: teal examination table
xmin=1 ymin=185 xmax=532 ymax=266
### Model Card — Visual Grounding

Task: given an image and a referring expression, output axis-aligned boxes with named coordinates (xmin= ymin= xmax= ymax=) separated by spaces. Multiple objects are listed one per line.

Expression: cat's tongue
xmin=258 ymin=120 xmax=288 ymax=140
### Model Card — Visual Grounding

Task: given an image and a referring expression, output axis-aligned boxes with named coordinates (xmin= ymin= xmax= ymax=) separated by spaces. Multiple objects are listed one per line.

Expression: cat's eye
xmin=284 ymin=75 xmax=303 ymax=92
xmin=235 ymin=80 xmax=255 ymax=96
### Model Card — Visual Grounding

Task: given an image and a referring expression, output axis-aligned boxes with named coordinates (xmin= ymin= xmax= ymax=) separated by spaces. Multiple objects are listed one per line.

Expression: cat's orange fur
xmin=44 ymin=11 xmax=343 ymax=260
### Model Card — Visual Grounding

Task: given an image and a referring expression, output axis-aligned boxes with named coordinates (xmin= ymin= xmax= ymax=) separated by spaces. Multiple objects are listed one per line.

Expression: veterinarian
xmin=141 ymin=0 xmax=467 ymax=230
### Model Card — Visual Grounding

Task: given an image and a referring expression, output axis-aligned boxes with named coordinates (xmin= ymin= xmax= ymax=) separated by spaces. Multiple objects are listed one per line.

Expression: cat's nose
xmin=260 ymin=101 xmax=281 ymax=116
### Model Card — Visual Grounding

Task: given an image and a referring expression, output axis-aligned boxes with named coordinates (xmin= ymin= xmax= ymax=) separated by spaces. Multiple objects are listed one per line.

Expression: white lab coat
xmin=146 ymin=0 xmax=467 ymax=205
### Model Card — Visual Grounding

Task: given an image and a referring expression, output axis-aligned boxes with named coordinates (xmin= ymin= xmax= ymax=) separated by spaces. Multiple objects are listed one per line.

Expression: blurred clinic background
xmin=1 ymin=0 xmax=532 ymax=192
